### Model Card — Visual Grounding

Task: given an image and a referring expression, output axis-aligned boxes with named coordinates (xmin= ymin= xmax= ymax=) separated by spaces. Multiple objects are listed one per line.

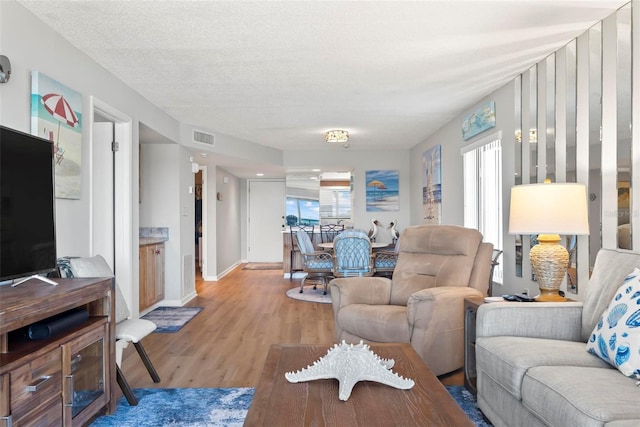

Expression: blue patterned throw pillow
xmin=586 ymin=268 xmax=640 ymax=377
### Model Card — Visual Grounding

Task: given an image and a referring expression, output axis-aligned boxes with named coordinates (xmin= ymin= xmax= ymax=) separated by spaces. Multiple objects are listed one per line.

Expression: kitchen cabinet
xmin=139 ymin=242 xmax=165 ymax=312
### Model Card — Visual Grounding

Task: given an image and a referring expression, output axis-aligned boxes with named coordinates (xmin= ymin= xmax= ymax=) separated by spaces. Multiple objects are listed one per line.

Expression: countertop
xmin=139 ymin=237 xmax=168 ymax=246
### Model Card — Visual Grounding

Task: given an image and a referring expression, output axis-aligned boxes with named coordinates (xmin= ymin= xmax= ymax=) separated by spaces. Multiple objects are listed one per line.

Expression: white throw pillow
xmin=586 ymin=267 xmax=640 ymax=377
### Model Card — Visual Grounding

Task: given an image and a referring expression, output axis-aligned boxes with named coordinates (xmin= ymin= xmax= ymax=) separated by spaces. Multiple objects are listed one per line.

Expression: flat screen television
xmin=1 ymin=125 xmax=57 ymax=284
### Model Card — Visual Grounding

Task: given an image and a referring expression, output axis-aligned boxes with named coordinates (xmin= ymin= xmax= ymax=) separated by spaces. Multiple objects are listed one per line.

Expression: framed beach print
xmin=422 ymin=145 xmax=441 ymax=224
xmin=31 ymin=71 xmax=83 ymax=199
xmin=366 ymin=170 xmax=399 ymax=212
xmin=462 ymin=101 xmax=496 ymax=141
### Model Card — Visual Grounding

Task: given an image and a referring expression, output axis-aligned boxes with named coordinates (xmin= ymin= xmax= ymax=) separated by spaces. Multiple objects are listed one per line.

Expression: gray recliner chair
xmin=330 ymin=224 xmax=493 ymax=376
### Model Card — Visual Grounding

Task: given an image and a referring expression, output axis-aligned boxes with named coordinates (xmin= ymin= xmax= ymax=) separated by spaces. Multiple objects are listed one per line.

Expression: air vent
xmin=193 ymin=129 xmax=215 ymax=146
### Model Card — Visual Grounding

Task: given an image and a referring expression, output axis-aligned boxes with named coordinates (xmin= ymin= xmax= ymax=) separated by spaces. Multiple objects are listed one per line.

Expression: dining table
xmin=317 ymin=241 xmax=391 ymax=250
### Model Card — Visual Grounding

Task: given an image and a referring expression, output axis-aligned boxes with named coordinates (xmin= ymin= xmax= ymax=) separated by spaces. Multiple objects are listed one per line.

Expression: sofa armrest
xmin=476 ymin=301 xmax=584 ymax=341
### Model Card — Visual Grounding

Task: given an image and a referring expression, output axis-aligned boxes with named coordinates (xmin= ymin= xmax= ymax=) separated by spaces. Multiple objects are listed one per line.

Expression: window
xmin=286 ymin=197 xmax=319 ymax=225
xmin=462 ymin=134 xmax=503 ymax=285
xmin=319 ymin=187 xmax=351 ymax=222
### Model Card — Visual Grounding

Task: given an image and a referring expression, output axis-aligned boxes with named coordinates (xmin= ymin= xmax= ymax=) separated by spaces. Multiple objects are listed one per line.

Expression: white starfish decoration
xmin=285 ymin=340 xmax=414 ymax=401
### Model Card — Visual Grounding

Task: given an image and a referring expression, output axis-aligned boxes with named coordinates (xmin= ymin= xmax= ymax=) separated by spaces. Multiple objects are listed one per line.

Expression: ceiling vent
xmin=193 ymin=129 xmax=215 ymax=147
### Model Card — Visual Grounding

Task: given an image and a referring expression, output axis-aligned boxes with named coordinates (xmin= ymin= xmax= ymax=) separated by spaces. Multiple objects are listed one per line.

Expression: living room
xmin=1 ymin=0 xmax=638 ymax=425
xmin=2 ymin=0 xmax=633 ymax=314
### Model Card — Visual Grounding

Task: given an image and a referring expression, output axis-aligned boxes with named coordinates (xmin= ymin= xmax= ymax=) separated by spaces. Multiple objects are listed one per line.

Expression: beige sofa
xmin=330 ymin=224 xmax=493 ymax=376
xmin=476 ymin=248 xmax=640 ymax=427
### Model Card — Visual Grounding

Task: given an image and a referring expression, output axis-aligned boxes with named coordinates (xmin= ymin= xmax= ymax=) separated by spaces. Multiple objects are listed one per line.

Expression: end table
xmin=463 ymin=296 xmax=485 ymax=394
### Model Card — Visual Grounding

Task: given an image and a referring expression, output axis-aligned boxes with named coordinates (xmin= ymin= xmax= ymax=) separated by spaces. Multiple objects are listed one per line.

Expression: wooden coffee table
xmin=244 ymin=343 xmax=474 ymax=426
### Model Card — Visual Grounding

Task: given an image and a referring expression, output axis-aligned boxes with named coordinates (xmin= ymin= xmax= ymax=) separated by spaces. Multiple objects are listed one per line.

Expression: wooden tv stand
xmin=0 ymin=277 xmax=116 ymax=426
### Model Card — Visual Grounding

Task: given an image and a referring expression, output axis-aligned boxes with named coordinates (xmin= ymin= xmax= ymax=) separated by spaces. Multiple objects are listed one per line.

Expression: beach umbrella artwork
xmin=41 ymin=93 xmax=79 ymax=164
xmin=367 ymin=179 xmax=387 ymax=201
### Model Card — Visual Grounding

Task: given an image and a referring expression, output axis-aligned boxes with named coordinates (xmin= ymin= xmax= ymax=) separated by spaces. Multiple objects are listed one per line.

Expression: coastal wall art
xmin=366 ymin=170 xmax=399 ymax=212
xmin=31 ymin=71 xmax=83 ymax=199
xmin=422 ymin=145 xmax=441 ymax=224
xmin=462 ymin=101 xmax=495 ymax=140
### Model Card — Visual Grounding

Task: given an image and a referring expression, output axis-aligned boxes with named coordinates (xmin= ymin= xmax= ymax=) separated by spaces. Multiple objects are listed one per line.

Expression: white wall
xmin=410 ymin=82 xmax=517 ymax=297
xmin=216 ymin=168 xmax=241 ymax=274
xmin=284 ymin=149 xmax=412 ymax=243
xmin=178 ymin=148 xmax=197 ymax=302
xmin=0 ymin=1 xmax=184 ymax=305
xmin=140 ymin=144 xmax=187 ymax=304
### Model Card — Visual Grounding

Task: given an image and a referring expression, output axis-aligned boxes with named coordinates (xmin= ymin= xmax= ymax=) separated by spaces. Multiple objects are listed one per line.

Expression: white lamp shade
xmin=509 ymin=183 xmax=589 ymax=235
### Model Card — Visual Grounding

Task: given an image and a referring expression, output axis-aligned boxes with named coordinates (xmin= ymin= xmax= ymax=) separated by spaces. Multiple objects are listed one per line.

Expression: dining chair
xmin=295 ymin=229 xmax=334 ymax=294
xmin=289 ymin=224 xmax=315 ymax=280
xmin=566 ymin=235 xmax=577 ymax=290
xmin=488 ymin=248 xmax=503 ymax=296
xmin=332 ymin=229 xmax=375 ymax=278
xmin=319 ymin=223 xmax=345 ymax=244
xmin=374 ymin=238 xmax=400 ymax=277
xmin=57 ymin=255 xmax=161 ymax=406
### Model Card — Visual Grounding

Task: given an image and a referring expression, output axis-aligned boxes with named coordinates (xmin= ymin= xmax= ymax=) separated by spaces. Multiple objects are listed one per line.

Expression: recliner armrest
xmin=330 ymin=277 xmax=392 ymax=307
xmin=476 ymin=301 xmax=584 ymax=341
xmin=407 ymin=286 xmax=483 ymax=328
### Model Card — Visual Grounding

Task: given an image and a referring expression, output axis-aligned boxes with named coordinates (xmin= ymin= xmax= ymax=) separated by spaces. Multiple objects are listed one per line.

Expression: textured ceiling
xmin=17 ymin=0 xmax=627 ymax=169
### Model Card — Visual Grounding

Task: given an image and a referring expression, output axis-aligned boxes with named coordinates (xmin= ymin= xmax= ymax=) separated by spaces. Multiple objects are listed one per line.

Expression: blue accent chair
xmin=332 ymin=229 xmax=375 ymax=278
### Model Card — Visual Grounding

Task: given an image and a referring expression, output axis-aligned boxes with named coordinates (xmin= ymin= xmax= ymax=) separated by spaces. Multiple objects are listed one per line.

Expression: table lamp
xmin=509 ymin=182 xmax=589 ymax=301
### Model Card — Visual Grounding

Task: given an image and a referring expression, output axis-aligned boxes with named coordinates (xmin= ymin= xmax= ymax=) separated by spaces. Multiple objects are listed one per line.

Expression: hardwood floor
xmin=119 ymin=264 xmax=463 ymax=391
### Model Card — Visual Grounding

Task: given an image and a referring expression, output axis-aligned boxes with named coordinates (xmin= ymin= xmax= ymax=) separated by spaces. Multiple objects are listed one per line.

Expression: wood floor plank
xmin=119 ymin=265 xmax=463 ymax=390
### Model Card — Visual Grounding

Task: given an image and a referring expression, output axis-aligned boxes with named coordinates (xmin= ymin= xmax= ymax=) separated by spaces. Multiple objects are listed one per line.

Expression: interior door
xmin=248 ymin=180 xmax=285 ymax=262
xmin=92 ymin=122 xmax=114 ymax=268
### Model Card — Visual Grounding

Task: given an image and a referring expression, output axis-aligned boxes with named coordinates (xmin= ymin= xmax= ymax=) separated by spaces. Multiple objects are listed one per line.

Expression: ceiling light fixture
xmin=325 ymin=130 xmax=349 ymax=144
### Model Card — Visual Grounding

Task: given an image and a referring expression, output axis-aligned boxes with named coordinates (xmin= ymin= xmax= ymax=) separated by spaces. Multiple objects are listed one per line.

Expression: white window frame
xmin=461 ymin=131 xmax=503 ymax=285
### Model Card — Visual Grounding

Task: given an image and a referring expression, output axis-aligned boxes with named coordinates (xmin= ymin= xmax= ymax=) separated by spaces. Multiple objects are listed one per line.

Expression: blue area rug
xmin=447 ymin=385 xmax=493 ymax=426
xmin=141 ymin=306 xmax=204 ymax=333
xmin=90 ymin=388 xmax=254 ymax=427
xmin=89 ymin=386 xmax=491 ymax=426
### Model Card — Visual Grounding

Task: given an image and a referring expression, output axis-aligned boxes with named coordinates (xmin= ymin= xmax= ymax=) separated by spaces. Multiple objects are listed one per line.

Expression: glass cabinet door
xmin=70 ymin=337 xmax=104 ymax=417
xmin=63 ymin=322 xmax=108 ymax=425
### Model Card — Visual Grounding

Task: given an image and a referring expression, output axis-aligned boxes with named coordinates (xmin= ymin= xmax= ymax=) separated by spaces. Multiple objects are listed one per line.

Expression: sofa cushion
xmin=336 ymin=304 xmax=410 ymax=343
xmin=582 ymin=249 xmax=640 ymax=341
xmin=586 ymin=268 xmax=640 ymax=377
xmin=522 ymin=366 xmax=640 ymax=427
xmin=476 ymin=336 xmax=611 ymax=400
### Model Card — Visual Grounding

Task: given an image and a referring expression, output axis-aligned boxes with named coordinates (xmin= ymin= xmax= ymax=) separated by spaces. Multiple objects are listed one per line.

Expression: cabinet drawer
xmin=12 ymin=398 xmax=62 ymax=427
xmin=10 ymin=348 xmax=62 ymax=422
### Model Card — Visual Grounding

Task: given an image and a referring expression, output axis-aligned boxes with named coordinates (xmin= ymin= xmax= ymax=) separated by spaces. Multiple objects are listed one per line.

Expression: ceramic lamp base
xmin=535 ymin=288 xmax=567 ymax=302
xmin=530 ymin=234 xmax=569 ymax=302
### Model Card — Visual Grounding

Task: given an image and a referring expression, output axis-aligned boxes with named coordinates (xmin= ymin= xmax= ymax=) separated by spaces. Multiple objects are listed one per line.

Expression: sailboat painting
xmin=422 ymin=145 xmax=441 ymax=224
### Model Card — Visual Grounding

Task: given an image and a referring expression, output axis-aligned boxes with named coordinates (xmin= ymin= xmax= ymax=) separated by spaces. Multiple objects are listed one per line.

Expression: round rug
xmin=285 ymin=286 xmax=332 ymax=304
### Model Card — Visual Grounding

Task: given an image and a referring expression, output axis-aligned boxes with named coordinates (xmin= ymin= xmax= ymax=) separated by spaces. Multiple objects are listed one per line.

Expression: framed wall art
xmin=462 ymin=101 xmax=495 ymax=141
xmin=366 ymin=170 xmax=399 ymax=212
xmin=31 ymin=71 xmax=83 ymax=199
xmin=422 ymin=145 xmax=441 ymax=224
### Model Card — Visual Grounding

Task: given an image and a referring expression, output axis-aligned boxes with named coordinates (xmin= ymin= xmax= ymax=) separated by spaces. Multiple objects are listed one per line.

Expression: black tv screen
xmin=1 ymin=125 xmax=57 ymax=282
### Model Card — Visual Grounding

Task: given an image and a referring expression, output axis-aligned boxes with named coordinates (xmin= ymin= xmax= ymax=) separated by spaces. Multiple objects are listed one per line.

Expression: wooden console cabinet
xmin=0 ymin=277 xmax=116 ymax=426
xmin=139 ymin=243 xmax=165 ymax=312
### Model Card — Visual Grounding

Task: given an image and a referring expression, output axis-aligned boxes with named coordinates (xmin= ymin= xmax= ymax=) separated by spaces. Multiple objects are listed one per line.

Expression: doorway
xmin=90 ymin=97 xmax=134 ymax=313
xmin=195 ymin=170 xmax=203 ymax=278
xmin=248 ymin=180 xmax=285 ymax=262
